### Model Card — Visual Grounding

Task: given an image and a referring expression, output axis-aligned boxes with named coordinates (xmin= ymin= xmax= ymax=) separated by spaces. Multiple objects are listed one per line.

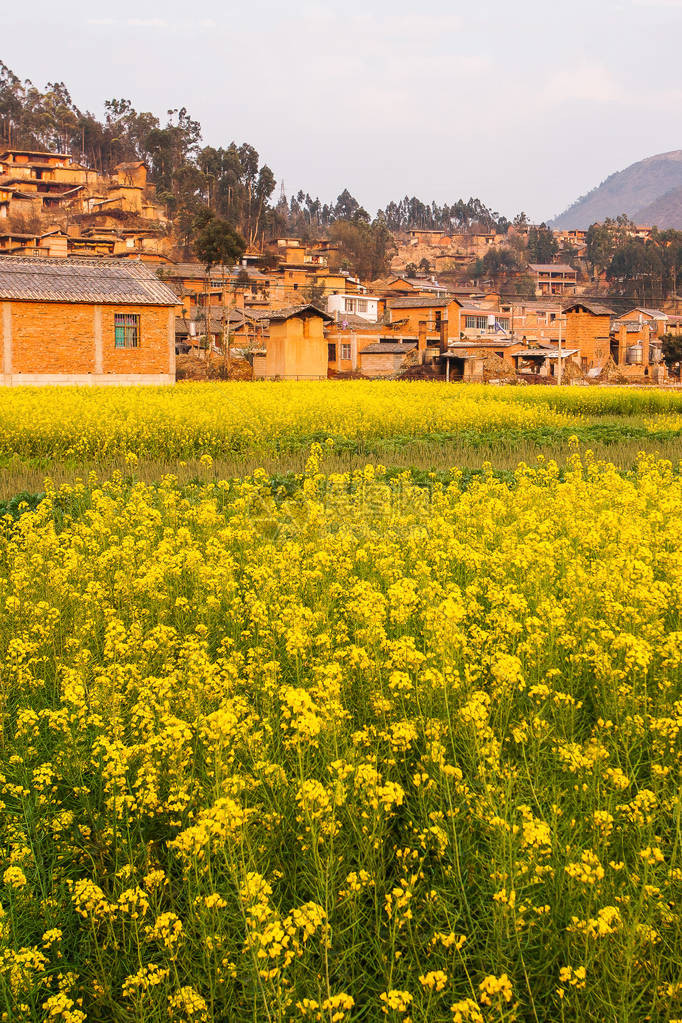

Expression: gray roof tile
xmin=0 ymin=256 xmax=178 ymax=306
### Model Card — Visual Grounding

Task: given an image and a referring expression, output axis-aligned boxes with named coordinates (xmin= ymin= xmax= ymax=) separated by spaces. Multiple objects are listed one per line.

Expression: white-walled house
xmin=327 ymin=293 xmax=380 ymax=323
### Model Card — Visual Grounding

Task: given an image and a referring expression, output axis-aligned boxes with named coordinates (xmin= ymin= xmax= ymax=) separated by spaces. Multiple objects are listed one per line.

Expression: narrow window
xmin=341 ymin=343 xmax=352 ymax=361
xmin=114 ymin=313 xmax=140 ymax=349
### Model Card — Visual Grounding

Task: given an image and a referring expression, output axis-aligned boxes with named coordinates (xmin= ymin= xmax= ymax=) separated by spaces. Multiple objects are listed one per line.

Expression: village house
xmin=358 ymin=340 xmax=419 ymax=377
xmin=326 ymin=316 xmax=411 ymax=375
xmin=609 ymin=319 xmax=668 ymax=381
xmin=563 ymin=300 xmax=614 ymax=374
xmin=175 ymin=306 xmax=267 ymax=355
xmin=508 ymin=299 xmax=565 ymax=343
xmin=618 ymin=307 xmax=673 ymax=338
xmin=371 ymin=276 xmax=448 ymax=299
xmin=0 ymin=256 xmax=178 ymax=385
xmin=0 ymin=228 xmax=68 ymax=258
xmin=253 ymin=304 xmax=332 ymax=380
xmin=327 ymin=292 xmax=380 ymax=322
xmin=511 ymin=346 xmax=580 ymax=380
xmin=529 ymin=263 xmax=578 ymax=297
xmin=0 ymin=149 xmax=170 ymax=259
xmin=458 ymin=303 xmax=512 ymax=340
xmin=440 ymin=340 xmax=511 ymax=382
xmin=386 ymin=296 xmax=462 ymax=342
xmin=407 ymin=228 xmax=449 ymax=246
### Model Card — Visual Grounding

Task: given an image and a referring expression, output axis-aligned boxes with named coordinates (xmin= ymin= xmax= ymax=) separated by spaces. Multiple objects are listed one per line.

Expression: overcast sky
xmin=3 ymin=0 xmax=681 ymax=221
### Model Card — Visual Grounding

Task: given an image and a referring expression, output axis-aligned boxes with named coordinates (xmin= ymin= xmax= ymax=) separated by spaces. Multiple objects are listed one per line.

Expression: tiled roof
xmin=268 ymin=304 xmax=333 ymax=322
xmin=403 ymin=277 xmax=445 ymax=290
xmin=157 ymin=262 xmax=269 ymax=283
xmin=628 ymin=307 xmax=668 ymax=319
xmin=329 ymin=312 xmax=382 ymax=330
xmin=158 ymin=262 xmax=232 ymax=279
xmin=564 ymin=300 xmax=615 ymax=316
xmin=0 ymin=256 xmax=178 ymax=305
xmin=360 ymin=342 xmax=417 ymax=354
xmin=388 ymin=296 xmax=452 ymax=309
xmin=529 ymin=263 xmax=576 ymax=273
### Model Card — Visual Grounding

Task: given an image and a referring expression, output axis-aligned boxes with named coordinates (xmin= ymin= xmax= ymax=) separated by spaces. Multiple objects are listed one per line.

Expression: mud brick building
xmin=253 ymin=304 xmax=332 ymax=380
xmin=0 ymin=257 xmax=178 ymax=385
xmin=529 ymin=263 xmax=577 ymax=298
xmin=564 ymin=300 xmax=614 ymax=373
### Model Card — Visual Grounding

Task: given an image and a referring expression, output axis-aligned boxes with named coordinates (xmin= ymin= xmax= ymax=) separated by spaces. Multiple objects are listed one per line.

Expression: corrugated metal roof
xmin=0 ymin=256 xmax=178 ymax=306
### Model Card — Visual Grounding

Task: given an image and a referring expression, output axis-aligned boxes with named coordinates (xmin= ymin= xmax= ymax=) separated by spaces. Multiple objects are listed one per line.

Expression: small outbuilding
xmin=358 ymin=341 xmax=418 ymax=377
xmin=253 ymin=304 xmax=332 ymax=380
xmin=0 ymin=256 xmax=178 ymax=385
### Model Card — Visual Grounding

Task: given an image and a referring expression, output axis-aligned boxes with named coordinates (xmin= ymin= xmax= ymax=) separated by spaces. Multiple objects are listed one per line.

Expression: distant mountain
xmin=634 ymin=185 xmax=682 ymax=230
xmin=551 ymin=150 xmax=682 ymax=230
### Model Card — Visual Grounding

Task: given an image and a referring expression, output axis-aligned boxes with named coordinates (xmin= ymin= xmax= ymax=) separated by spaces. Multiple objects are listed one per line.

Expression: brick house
xmin=564 ymin=300 xmax=614 ymax=373
xmin=529 ymin=263 xmax=577 ymax=297
xmin=386 ymin=296 xmax=462 ymax=340
xmin=0 ymin=257 xmax=178 ymax=385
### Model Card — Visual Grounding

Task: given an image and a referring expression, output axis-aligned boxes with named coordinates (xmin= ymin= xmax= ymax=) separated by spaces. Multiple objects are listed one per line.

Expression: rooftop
xmin=624 ymin=307 xmax=668 ymax=319
xmin=328 ymin=312 xmax=383 ymax=331
xmin=0 ymin=149 xmax=70 ymax=160
xmin=360 ymin=342 xmax=417 ymax=354
xmin=564 ymin=300 xmax=615 ymax=316
xmin=0 ymin=256 xmax=178 ymax=306
xmin=529 ymin=263 xmax=577 ymax=274
xmin=388 ymin=296 xmax=453 ymax=309
xmin=514 ymin=347 xmax=579 ymax=359
xmin=268 ymin=304 xmax=333 ymax=322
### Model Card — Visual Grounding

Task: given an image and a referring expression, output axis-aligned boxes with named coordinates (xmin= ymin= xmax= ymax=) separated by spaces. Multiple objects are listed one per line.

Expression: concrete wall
xmin=1 ymin=301 xmax=176 ymax=385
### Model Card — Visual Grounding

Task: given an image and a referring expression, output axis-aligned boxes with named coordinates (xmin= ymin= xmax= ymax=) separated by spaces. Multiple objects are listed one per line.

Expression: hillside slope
xmin=633 ymin=184 xmax=682 ymax=229
xmin=551 ymin=150 xmax=682 ymax=229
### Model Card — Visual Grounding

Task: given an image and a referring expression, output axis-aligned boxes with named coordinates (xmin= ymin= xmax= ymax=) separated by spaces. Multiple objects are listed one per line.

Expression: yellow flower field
xmin=0 ymin=383 xmax=681 ymax=1021
xmin=0 ymin=380 xmax=680 ymax=463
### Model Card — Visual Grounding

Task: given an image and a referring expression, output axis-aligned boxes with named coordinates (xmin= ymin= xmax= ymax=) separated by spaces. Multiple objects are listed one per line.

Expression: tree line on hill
xmin=586 ymin=217 xmax=682 ymax=302
xmin=6 ymin=61 xmax=680 ymax=297
xmin=0 ymin=62 xmax=520 ymax=278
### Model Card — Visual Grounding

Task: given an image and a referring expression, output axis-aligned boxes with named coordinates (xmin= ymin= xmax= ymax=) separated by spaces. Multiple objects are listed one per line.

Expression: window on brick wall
xmin=114 ymin=313 xmax=140 ymax=349
xmin=341 ymin=343 xmax=352 ymax=360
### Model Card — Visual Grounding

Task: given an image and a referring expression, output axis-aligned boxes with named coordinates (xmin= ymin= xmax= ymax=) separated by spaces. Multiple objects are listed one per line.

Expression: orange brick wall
xmin=565 ymin=311 xmax=611 ymax=368
xmin=100 ymin=305 xmax=172 ymax=375
xmin=3 ymin=301 xmax=175 ymax=381
xmin=11 ymin=302 xmax=95 ymax=374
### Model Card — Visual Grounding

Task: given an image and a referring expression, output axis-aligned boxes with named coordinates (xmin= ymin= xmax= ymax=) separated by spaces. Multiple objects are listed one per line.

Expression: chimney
xmin=618 ymin=323 xmax=628 ymax=366
xmin=642 ymin=323 xmax=651 ymax=368
xmin=439 ymin=317 xmax=449 ymax=354
xmin=418 ymin=320 xmax=427 ymax=352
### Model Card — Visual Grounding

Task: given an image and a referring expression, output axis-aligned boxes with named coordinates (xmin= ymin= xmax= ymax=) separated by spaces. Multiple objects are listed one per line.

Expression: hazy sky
xmin=3 ymin=0 xmax=681 ymax=221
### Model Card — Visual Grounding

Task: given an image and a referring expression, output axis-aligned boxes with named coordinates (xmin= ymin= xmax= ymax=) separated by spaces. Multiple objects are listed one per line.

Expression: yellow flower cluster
xmin=0 ymin=387 xmax=679 ymax=1021
xmin=0 ymin=380 xmax=678 ymax=466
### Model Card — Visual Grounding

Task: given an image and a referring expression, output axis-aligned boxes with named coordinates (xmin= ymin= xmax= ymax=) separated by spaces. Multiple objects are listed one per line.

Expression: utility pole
xmin=222 ymin=265 xmax=228 ymax=375
xmin=557 ymin=309 xmax=564 ymax=386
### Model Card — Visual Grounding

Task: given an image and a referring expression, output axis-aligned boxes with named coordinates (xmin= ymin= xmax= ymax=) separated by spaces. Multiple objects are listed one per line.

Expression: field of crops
xmin=2 ymin=381 xmax=682 ymax=495
xmin=1 ymin=382 xmax=682 ymax=1022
